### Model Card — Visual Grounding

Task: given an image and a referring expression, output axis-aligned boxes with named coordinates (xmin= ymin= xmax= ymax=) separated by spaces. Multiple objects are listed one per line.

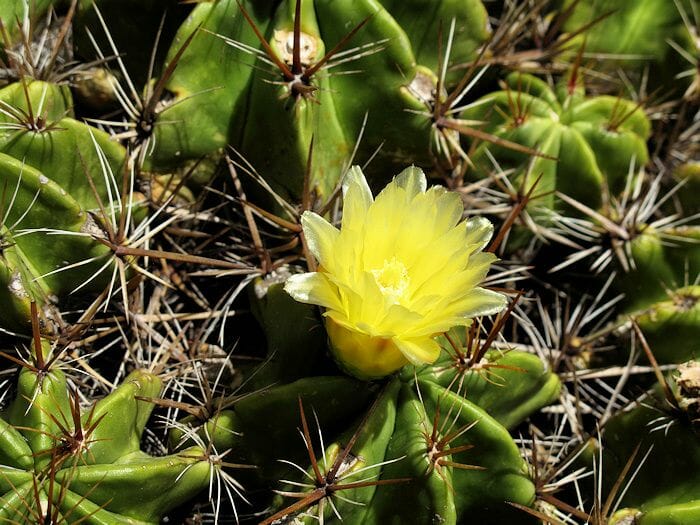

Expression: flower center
xmin=371 ymin=257 xmax=410 ymax=304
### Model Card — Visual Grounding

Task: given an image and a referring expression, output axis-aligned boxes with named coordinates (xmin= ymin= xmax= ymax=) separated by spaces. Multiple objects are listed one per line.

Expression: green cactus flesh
xmin=0 ymin=80 xmax=144 ymax=331
xmin=172 ymin=324 xmax=561 ymax=524
xmin=258 ymin=371 xmax=543 ymax=524
xmin=615 ymin=227 xmax=700 ymax=312
xmin=461 ymin=72 xmax=650 ymax=213
xmin=380 ymin=0 xmax=490 ymax=87
xmin=598 ymin=385 xmax=700 ymax=524
xmin=0 ymin=0 xmax=59 ymax=47
xmin=0 ymin=152 xmax=113 ymax=331
xmin=561 ymin=0 xmax=696 ymax=70
xmin=151 ymin=0 xmax=489 ymax=202
xmin=0 ymin=360 xmax=211 ymax=523
xmin=631 ymin=286 xmax=700 ymax=364
xmin=0 ymin=0 xmax=698 ymax=522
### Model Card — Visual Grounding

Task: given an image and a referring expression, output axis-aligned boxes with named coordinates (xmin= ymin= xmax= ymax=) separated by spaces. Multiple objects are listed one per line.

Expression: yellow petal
xmin=431 ymin=188 xmax=464 ymax=233
xmin=414 ymin=251 xmax=497 ymax=302
xmin=325 ymin=317 xmax=408 ymax=379
xmin=300 ymin=211 xmax=339 ymax=268
xmin=341 ymin=166 xmax=373 ymax=233
xmin=290 ymin=165 xmax=507 ymax=379
xmin=454 ymin=288 xmax=508 ymax=317
xmin=394 ymin=165 xmax=427 ymax=197
xmin=363 ymin=188 xmax=408 ymax=267
xmin=463 ymin=216 xmax=494 ymax=251
xmin=407 ymin=288 xmax=507 ymax=337
xmin=392 ymin=336 xmax=442 ymax=365
xmin=374 ymin=303 xmax=423 ymax=337
xmin=284 ymin=272 xmax=342 ymax=311
xmin=449 ymin=252 xmax=497 ymax=291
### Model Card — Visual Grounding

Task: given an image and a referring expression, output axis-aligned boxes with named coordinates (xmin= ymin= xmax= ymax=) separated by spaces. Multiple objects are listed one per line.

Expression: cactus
xmin=0 ymin=0 xmax=59 ymax=48
xmin=595 ymin=366 xmax=700 ymax=525
xmin=380 ymin=0 xmax=489 ymax=85
xmin=178 ymin=355 xmax=558 ymax=524
xmin=171 ymin=305 xmax=561 ymax=523
xmin=674 ymin=162 xmax=700 ymax=214
xmin=0 ymin=338 xmax=212 ymax=523
xmin=0 ymin=79 xmax=137 ymax=332
xmin=614 ymin=227 xmax=700 ymax=312
xmin=150 ymin=0 xmax=490 ymax=202
xmin=560 ymin=0 xmax=697 ymax=91
xmin=626 ymin=286 xmax=700 ymax=364
xmin=0 ymin=81 xmax=127 ymax=205
xmin=0 ymin=152 xmax=113 ymax=332
xmin=461 ymin=72 xmax=650 ymax=214
xmin=0 ymin=0 xmax=699 ymax=522
xmin=73 ymin=0 xmax=190 ymax=90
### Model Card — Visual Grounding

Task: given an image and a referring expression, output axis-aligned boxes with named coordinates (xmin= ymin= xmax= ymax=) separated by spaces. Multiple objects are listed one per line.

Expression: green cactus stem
xmin=461 ymin=72 xmax=650 ymax=214
xmin=0 ymin=345 xmax=212 ymax=523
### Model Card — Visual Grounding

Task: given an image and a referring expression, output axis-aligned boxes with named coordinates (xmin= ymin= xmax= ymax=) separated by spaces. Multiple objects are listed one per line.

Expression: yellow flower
xmin=284 ymin=166 xmax=506 ymax=378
